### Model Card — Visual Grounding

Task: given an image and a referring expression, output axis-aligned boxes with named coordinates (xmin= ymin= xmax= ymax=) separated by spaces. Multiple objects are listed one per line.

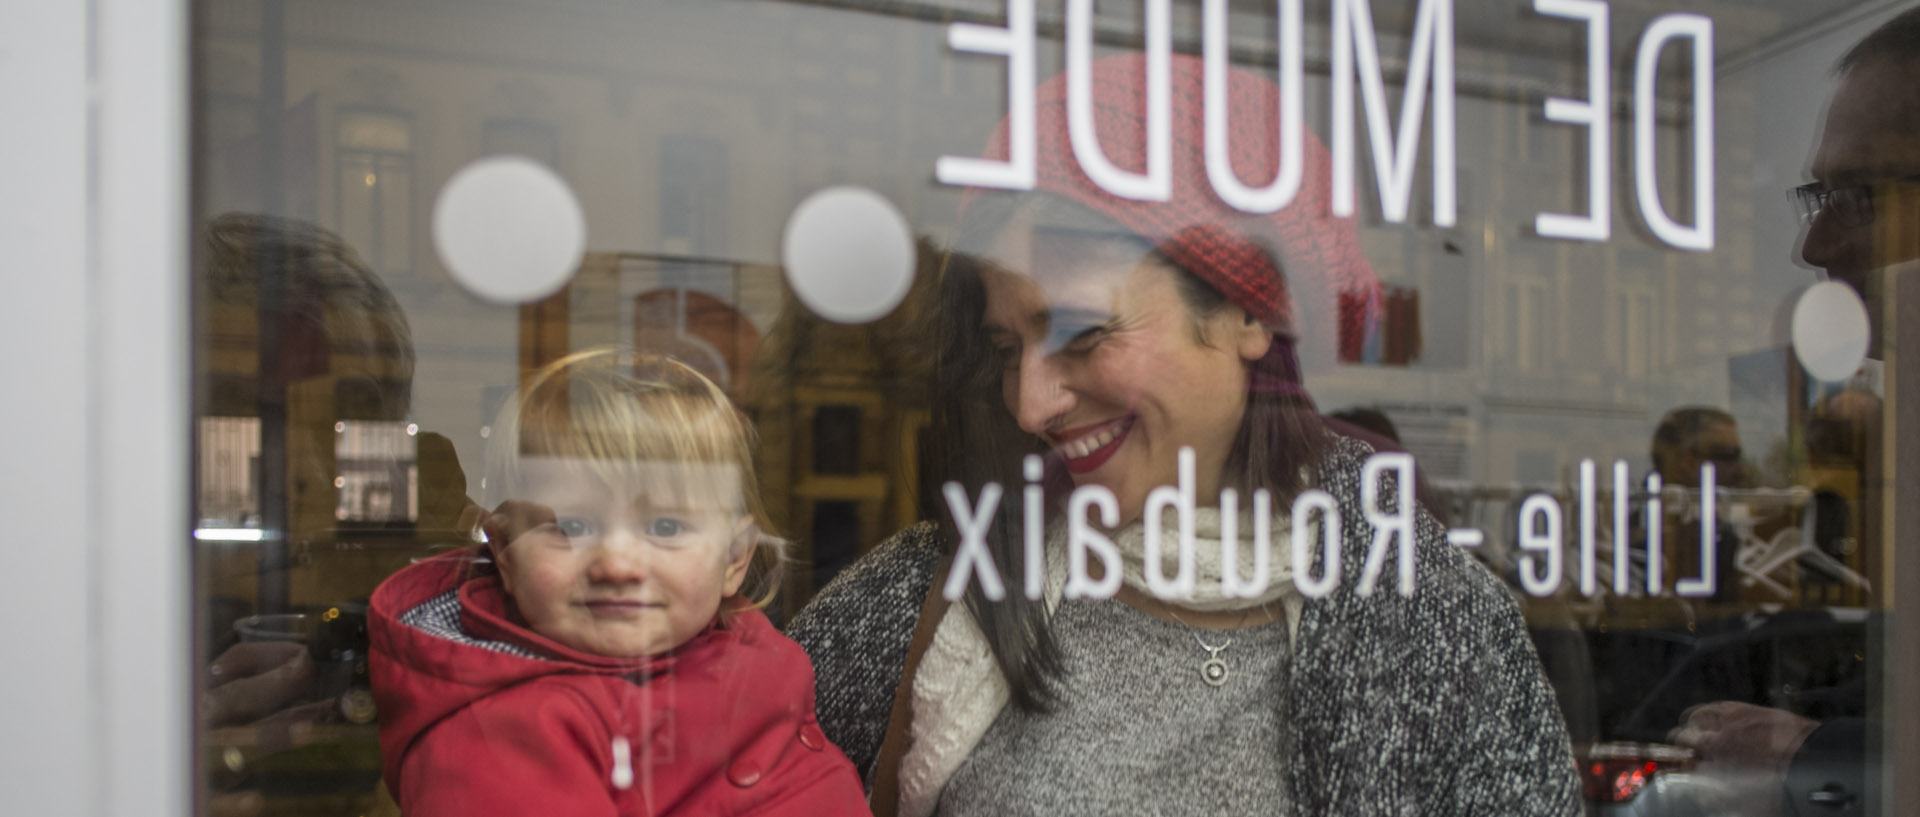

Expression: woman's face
xmin=982 ymin=221 xmax=1271 ymax=522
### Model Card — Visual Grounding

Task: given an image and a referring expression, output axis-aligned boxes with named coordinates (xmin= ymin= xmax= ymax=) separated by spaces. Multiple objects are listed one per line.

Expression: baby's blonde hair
xmin=482 ymin=347 xmax=785 ymax=612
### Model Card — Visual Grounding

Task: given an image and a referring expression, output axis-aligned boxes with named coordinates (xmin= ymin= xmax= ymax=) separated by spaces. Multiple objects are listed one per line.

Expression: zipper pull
xmin=610 ymin=736 xmax=634 ymax=790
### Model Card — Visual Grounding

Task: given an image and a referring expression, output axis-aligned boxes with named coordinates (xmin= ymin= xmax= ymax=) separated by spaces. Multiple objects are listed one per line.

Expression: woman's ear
xmin=722 ymin=519 xmax=757 ymax=597
xmin=1228 ymin=307 xmax=1273 ymax=363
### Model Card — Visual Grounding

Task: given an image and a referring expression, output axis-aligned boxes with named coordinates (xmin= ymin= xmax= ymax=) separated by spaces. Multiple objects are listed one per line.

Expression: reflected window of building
xmin=335 ymin=109 xmax=413 ymax=275
xmin=809 ymin=500 xmax=860 ymax=592
xmin=659 ymin=135 xmax=728 ymax=257
xmin=812 ymin=405 xmax=862 ymax=476
xmin=1508 ymin=274 xmax=1554 ymax=373
xmin=482 ymin=117 xmax=559 ymax=168
xmin=198 ymin=416 xmax=261 ymax=531
xmin=333 ymin=420 xmax=418 ymax=525
xmin=1616 ymin=286 xmax=1659 ymax=381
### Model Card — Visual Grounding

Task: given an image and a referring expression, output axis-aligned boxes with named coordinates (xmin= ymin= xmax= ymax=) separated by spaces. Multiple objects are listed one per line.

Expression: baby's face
xmin=494 ymin=458 xmax=752 ymax=658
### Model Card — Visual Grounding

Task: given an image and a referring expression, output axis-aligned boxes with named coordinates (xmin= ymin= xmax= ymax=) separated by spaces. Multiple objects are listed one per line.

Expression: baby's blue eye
xmin=646 ymin=518 xmax=687 ymax=538
xmin=557 ymin=517 xmax=597 ymax=539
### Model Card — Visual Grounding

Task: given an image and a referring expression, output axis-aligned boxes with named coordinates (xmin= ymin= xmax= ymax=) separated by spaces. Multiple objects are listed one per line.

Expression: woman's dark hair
xmin=934 ymin=193 xmax=1327 ymax=712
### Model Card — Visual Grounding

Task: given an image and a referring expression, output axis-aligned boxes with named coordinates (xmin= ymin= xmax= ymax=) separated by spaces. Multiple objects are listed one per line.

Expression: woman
xmin=786 ymin=54 xmax=1578 ymax=816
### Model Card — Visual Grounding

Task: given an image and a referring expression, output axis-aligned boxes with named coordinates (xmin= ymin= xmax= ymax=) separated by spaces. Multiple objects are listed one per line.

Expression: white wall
xmin=0 ymin=1 xmax=191 ymax=816
xmin=0 ymin=2 xmax=97 ymax=809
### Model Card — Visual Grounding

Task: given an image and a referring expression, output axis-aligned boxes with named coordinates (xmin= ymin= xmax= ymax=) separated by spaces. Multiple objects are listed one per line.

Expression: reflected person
xmin=197 ymin=212 xmax=468 ymax=817
xmin=1672 ymin=8 xmax=1920 ymax=815
xmin=1650 ymin=406 xmax=1747 ymax=604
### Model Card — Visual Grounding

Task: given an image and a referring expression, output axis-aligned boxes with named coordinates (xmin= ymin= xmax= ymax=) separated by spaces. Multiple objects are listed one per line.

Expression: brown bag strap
xmin=869 ymin=559 xmax=951 ymax=817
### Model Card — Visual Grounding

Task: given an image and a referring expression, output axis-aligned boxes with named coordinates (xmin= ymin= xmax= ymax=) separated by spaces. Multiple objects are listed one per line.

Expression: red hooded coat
xmin=370 ymin=551 xmax=870 ymax=817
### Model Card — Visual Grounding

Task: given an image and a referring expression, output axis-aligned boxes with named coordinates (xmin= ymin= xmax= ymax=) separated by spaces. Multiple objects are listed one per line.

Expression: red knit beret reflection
xmin=973 ymin=52 xmax=1382 ymax=333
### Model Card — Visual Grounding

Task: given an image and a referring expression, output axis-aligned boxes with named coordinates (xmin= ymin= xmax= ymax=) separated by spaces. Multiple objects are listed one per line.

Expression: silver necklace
xmin=1192 ymin=630 xmax=1233 ymax=687
xmin=1165 ymin=609 xmax=1250 ymax=687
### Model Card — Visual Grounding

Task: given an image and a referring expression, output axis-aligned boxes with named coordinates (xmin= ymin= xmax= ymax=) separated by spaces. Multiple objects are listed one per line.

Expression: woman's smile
xmin=1050 ymin=415 xmax=1134 ymax=473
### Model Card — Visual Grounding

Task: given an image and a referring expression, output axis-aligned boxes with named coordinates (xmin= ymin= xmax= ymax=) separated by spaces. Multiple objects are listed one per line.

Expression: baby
xmin=370 ymin=348 xmax=869 ymax=816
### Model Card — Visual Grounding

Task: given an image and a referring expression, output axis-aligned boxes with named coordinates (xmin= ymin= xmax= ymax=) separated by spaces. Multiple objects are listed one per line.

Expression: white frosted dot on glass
xmin=1792 ymin=280 xmax=1871 ymax=382
xmin=781 ymin=186 xmax=914 ymax=324
xmin=432 ymin=156 xmax=586 ymax=304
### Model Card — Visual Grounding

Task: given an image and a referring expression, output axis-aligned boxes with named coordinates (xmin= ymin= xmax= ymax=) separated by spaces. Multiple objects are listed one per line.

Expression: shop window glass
xmin=190 ymin=1 xmax=1914 ymax=814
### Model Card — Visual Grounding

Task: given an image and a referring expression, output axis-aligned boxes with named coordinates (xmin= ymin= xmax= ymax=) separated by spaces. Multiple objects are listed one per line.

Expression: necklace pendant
xmin=1201 ymin=657 xmax=1229 ymax=687
xmin=1173 ymin=617 xmax=1237 ymax=688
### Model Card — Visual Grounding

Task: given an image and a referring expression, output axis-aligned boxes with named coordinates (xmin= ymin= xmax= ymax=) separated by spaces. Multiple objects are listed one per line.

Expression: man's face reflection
xmin=1801 ymin=55 xmax=1920 ymax=346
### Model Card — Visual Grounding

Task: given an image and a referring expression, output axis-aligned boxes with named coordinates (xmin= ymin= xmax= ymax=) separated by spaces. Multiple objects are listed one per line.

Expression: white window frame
xmin=0 ymin=2 xmax=189 ymax=816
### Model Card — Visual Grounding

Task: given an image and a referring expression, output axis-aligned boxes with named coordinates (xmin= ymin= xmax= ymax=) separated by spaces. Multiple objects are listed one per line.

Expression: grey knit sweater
xmin=939 ymin=596 xmax=1295 ymax=816
xmin=786 ymin=437 xmax=1582 ymax=815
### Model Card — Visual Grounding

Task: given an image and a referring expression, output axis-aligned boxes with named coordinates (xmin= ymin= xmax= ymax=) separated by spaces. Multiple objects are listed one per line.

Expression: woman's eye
xmin=1059 ymin=327 xmax=1107 ymax=355
xmin=646 ymin=518 xmax=687 ymax=538
xmin=556 ymin=517 xmax=596 ymax=539
xmin=991 ymin=343 xmax=1020 ymax=370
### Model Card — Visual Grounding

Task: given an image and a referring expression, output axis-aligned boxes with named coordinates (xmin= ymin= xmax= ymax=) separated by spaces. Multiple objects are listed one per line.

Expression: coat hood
xmin=368 ymin=548 xmax=843 ymax=813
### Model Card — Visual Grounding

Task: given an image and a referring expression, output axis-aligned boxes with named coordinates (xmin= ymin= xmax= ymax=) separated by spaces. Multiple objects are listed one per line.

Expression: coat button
xmin=728 ymin=760 xmax=763 ymax=788
xmin=799 ymin=722 xmax=826 ymax=751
